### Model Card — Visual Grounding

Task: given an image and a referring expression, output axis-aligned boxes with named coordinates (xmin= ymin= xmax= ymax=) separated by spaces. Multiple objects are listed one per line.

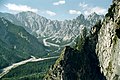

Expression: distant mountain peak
xmin=76 ymin=14 xmax=85 ymax=20
xmin=88 ymin=12 xmax=102 ymax=18
xmin=16 ymin=11 xmax=47 ymax=20
xmin=17 ymin=11 xmax=36 ymax=15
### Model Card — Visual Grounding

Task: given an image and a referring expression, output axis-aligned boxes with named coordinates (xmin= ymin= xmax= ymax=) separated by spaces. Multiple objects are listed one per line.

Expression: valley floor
xmin=0 ymin=56 xmax=59 ymax=79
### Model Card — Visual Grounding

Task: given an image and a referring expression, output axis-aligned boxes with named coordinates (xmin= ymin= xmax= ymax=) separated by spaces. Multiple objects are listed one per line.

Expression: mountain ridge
xmin=0 ymin=11 xmax=104 ymax=47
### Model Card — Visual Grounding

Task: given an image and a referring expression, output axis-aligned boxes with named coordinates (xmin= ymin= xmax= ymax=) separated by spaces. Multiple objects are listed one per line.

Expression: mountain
xmin=0 ymin=17 xmax=47 ymax=69
xmin=96 ymin=0 xmax=120 ymax=79
xmin=0 ymin=12 xmax=104 ymax=47
xmin=45 ymin=0 xmax=120 ymax=80
xmin=0 ymin=12 xmax=104 ymax=57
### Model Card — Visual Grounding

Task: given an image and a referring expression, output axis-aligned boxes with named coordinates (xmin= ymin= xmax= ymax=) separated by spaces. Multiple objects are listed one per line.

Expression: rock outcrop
xmin=96 ymin=0 xmax=120 ymax=80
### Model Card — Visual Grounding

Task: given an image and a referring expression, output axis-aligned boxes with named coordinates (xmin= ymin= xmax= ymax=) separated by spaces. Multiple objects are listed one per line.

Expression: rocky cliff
xmin=45 ymin=0 xmax=120 ymax=80
xmin=96 ymin=0 xmax=120 ymax=80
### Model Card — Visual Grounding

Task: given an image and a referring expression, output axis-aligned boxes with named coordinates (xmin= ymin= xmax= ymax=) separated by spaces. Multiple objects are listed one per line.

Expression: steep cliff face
xmin=45 ymin=0 xmax=120 ymax=80
xmin=96 ymin=0 xmax=120 ymax=80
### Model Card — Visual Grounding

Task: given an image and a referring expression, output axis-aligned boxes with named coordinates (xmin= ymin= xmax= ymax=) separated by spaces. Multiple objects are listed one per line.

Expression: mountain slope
xmin=0 ymin=17 xmax=46 ymax=69
xmin=45 ymin=0 xmax=120 ymax=80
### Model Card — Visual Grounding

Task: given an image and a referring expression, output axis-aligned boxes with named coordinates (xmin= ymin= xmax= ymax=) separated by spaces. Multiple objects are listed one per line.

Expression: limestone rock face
xmin=96 ymin=0 xmax=120 ymax=80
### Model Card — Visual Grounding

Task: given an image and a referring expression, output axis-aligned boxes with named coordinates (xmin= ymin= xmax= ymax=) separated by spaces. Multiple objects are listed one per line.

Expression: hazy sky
xmin=0 ymin=0 xmax=112 ymax=20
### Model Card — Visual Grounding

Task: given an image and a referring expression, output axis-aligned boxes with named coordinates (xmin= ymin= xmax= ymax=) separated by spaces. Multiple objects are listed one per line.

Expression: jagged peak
xmin=16 ymin=11 xmax=48 ymax=20
xmin=76 ymin=14 xmax=85 ymax=20
xmin=0 ymin=11 xmax=104 ymax=25
xmin=89 ymin=12 xmax=98 ymax=16
xmin=87 ymin=12 xmax=103 ymax=19
xmin=16 ymin=11 xmax=36 ymax=15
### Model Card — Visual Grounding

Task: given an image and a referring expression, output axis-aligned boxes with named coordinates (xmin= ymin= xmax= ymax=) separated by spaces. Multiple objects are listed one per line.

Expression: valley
xmin=0 ymin=12 xmax=104 ymax=80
